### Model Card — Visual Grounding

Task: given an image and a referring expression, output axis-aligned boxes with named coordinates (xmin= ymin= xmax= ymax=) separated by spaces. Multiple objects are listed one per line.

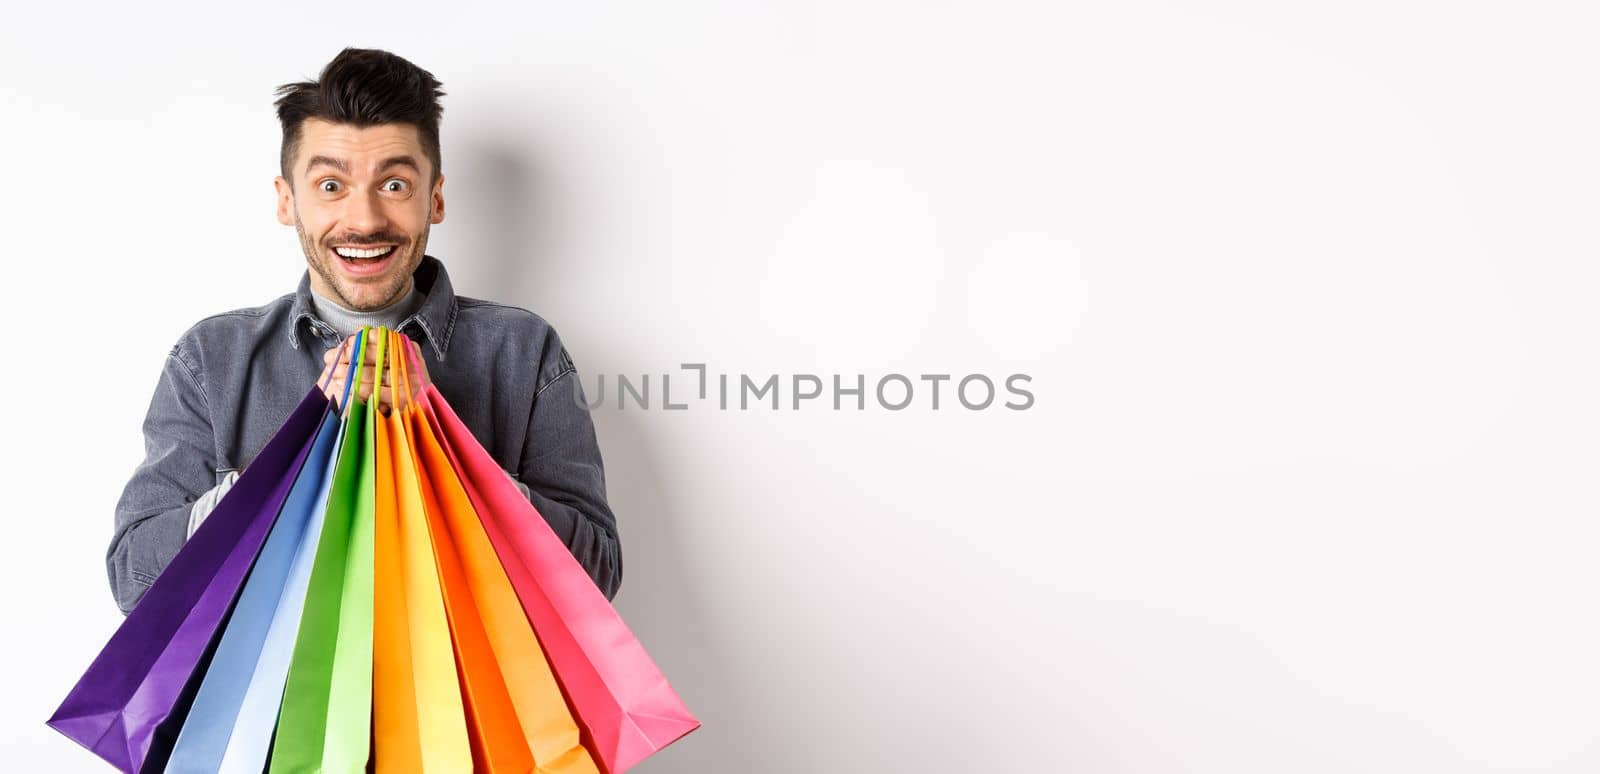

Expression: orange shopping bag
xmin=372 ymin=329 xmax=472 ymax=772
xmin=398 ymin=331 xmax=600 ymax=773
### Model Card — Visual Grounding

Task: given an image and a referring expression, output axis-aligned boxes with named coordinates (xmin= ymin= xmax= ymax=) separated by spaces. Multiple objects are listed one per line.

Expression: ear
xmin=274 ymin=175 xmax=294 ymax=226
xmin=430 ymin=173 xmax=446 ymax=224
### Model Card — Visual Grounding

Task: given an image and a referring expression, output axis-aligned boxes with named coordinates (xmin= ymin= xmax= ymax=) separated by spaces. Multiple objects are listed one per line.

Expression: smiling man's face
xmin=275 ymin=117 xmax=445 ymax=311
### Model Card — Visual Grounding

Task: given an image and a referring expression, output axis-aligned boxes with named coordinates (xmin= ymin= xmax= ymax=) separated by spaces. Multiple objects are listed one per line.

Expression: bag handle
xmin=318 ymin=333 xmax=351 ymax=396
xmin=334 ymin=327 xmax=368 ymax=415
xmin=390 ymin=328 xmax=413 ymax=413
xmin=368 ymin=325 xmax=389 ymax=413
xmin=403 ymin=335 xmax=424 ymax=396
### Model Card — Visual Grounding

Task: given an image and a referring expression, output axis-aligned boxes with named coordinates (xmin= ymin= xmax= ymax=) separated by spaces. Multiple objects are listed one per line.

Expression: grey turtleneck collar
xmin=308 ymin=282 xmax=425 ymax=340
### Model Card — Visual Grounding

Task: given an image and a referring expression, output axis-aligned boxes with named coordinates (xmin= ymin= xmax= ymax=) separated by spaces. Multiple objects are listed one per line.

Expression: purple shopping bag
xmin=48 ymin=386 xmax=332 ymax=773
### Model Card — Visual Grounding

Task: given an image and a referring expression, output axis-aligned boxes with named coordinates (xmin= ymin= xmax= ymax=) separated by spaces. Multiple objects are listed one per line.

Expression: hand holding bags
xmin=53 ymin=326 xmax=699 ymax=773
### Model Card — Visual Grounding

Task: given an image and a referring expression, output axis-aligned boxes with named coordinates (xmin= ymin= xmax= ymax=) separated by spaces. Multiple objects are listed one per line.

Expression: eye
xmin=382 ymin=178 xmax=410 ymax=193
xmin=318 ymin=179 xmax=341 ymax=193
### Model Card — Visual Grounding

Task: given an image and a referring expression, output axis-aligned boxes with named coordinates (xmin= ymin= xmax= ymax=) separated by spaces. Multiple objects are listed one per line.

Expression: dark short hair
xmin=274 ymin=47 xmax=446 ymax=187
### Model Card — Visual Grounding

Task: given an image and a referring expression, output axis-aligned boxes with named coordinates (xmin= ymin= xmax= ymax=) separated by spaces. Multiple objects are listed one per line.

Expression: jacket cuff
xmin=187 ymin=470 xmax=241 ymax=539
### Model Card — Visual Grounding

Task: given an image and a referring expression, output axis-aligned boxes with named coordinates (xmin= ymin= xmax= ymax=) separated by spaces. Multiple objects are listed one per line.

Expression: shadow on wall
xmin=453 ymin=139 xmax=542 ymax=299
xmin=452 ymin=135 xmax=769 ymax=772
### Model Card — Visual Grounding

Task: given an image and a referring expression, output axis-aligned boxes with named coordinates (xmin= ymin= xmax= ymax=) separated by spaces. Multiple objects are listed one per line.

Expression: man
xmin=106 ymin=47 xmax=622 ymax=614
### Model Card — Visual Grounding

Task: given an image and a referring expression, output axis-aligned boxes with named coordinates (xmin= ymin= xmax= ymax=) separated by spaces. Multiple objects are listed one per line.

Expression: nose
xmin=342 ymin=186 xmax=389 ymax=236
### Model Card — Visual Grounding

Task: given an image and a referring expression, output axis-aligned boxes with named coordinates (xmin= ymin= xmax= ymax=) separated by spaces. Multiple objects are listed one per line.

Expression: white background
xmin=3 ymin=1 xmax=1597 ymax=771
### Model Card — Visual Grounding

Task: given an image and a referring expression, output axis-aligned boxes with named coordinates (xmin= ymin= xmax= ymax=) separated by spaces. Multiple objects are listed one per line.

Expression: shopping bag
xmin=48 ymin=385 xmax=331 ymax=774
xmin=162 ymin=406 xmax=341 ymax=773
xmin=270 ymin=327 xmax=378 ymax=773
xmin=163 ymin=338 xmax=361 ymax=774
xmin=215 ymin=404 xmax=346 ymax=773
xmin=402 ymin=335 xmax=600 ymax=774
xmin=373 ymin=329 xmax=472 ymax=771
xmin=415 ymin=350 xmax=700 ymax=774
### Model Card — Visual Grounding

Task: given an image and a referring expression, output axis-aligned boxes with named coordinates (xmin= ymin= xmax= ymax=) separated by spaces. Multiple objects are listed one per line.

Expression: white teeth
xmin=335 ymin=246 xmax=393 ymax=259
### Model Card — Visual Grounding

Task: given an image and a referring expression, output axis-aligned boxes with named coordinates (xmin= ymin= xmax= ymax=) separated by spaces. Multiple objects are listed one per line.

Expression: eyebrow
xmin=304 ymin=154 xmax=422 ymax=177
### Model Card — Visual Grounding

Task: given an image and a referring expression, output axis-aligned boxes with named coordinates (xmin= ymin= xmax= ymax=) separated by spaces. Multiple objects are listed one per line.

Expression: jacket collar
xmin=287 ymin=254 xmax=459 ymax=360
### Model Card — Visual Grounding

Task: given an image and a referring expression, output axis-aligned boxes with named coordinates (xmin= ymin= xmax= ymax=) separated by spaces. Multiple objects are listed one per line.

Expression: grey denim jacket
xmin=107 ymin=255 xmax=622 ymax=613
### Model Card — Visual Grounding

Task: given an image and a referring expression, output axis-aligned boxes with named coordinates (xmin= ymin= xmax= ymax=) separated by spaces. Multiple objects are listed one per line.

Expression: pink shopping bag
xmin=415 ymin=380 xmax=699 ymax=774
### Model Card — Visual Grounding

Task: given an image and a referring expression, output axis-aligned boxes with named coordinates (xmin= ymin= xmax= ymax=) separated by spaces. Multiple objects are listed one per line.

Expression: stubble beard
xmin=294 ymin=210 xmax=428 ymax=312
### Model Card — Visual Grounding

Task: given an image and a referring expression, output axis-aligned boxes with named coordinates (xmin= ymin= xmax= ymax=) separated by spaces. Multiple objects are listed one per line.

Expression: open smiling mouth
xmin=333 ymin=245 xmax=398 ymax=274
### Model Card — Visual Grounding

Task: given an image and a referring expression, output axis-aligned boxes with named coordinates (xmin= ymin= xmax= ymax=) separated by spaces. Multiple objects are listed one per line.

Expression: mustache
xmin=326 ymin=234 xmax=406 ymax=246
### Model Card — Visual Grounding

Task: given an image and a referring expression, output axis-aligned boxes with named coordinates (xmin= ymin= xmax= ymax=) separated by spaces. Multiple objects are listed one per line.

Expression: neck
xmin=309 ymin=280 xmax=423 ymax=339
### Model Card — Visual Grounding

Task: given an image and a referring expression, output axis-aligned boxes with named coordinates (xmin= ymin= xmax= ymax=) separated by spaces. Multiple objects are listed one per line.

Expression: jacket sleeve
xmin=106 ymin=343 xmax=217 ymax=614
xmin=517 ymin=350 xmax=624 ymax=601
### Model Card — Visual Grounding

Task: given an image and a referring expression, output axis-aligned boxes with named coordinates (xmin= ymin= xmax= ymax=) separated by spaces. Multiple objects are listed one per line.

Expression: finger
xmin=338 ymin=359 xmax=377 ymax=380
xmin=332 ymin=351 xmax=379 ymax=371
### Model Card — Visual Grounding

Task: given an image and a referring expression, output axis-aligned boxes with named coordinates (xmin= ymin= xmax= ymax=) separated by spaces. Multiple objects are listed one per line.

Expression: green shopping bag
xmin=270 ymin=327 xmax=380 ymax=773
